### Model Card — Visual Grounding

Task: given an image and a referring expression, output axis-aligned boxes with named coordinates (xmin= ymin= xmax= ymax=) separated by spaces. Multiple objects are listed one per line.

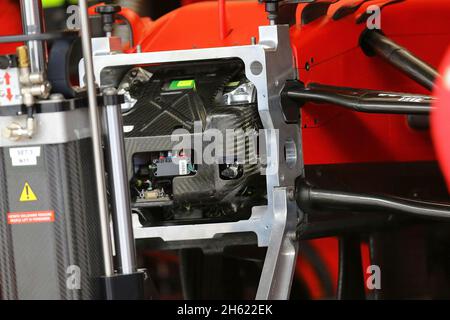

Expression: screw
xmin=103 ymin=87 xmax=117 ymax=96
xmin=287 ymin=187 xmax=295 ymax=201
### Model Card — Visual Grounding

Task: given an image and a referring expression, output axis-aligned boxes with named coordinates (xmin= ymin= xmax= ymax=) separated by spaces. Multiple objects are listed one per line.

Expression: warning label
xmin=20 ymin=182 xmax=38 ymax=202
xmin=0 ymin=68 xmax=22 ymax=106
xmin=7 ymin=211 xmax=55 ymax=225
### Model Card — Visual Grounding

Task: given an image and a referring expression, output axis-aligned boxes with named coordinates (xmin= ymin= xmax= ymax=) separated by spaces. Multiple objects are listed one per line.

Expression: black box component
xmin=101 ymin=271 xmax=147 ymax=300
xmin=0 ymin=139 xmax=104 ymax=299
xmin=0 ymin=55 xmax=17 ymax=69
xmin=155 ymin=159 xmax=188 ymax=177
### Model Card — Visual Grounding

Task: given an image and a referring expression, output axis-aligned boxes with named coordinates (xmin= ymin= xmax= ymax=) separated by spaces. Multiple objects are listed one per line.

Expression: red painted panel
xmin=432 ymin=47 xmax=450 ymax=191
xmin=292 ymin=0 xmax=450 ymax=164
xmin=0 ymin=0 xmax=23 ymax=55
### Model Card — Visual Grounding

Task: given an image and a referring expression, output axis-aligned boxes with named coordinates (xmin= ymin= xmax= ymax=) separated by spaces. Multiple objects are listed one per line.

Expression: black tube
xmin=286 ymin=84 xmax=433 ymax=114
xmin=296 ymin=182 xmax=450 ymax=221
xmin=361 ymin=30 xmax=440 ymax=91
xmin=297 ymin=210 xmax=406 ymax=240
xmin=337 ymin=236 xmax=366 ymax=300
xmin=0 ymin=31 xmax=78 ymax=44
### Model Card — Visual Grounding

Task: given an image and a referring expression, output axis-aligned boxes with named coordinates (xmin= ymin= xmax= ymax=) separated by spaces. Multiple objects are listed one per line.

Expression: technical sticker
xmin=19 ymin=182 xmax=38 ymax=202
xmin=9 ymin=146 xmax=41 ymax=166
xmin=7 ymin=211 xmax=55 ymax=225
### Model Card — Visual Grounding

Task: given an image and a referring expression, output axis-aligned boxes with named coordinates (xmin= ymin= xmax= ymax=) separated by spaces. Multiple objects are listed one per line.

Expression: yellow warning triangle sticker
xmin=20 ymin=182 xmax=38 ymax=202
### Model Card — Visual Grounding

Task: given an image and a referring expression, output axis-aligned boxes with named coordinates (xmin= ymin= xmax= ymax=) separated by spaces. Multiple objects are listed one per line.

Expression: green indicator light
xmin=42 ymin=0 xmax=66 ymax=8
xmin=226 ymin=81 xmax=240 ymax=87
xmin=169 ymin=80 xmax=196 ymax=90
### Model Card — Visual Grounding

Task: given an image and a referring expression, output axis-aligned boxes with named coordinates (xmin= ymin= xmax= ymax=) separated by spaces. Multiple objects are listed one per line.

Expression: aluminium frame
xmin=85 ymin=24 xmax=303 ymax=299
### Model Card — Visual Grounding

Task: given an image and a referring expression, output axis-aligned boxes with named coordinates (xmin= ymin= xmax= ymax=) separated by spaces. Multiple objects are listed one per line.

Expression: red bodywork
xmin=2 ymin=2 xmax=447 ymax=167
xmin=2 ymin=0 xmax=449 ymax=299
xmin=0 ymin=0 xmax=23 ymax=55
xmin=127 ymin=0 xmax=450 ymax=298
xmin=433 ymin=49 xmax=450 ymax=191
xmin=135 ymin=0 xmax=450 ymax=166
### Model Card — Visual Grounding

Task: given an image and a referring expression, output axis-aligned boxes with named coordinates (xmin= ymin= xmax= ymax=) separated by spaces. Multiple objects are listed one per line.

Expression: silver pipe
xmin=19 ymin=0 xmax=46 ymax=74
xmin=78 ymin=0 xmax=114 ymax=277
xmin=104 ymin=87 xmax=137 ymax=275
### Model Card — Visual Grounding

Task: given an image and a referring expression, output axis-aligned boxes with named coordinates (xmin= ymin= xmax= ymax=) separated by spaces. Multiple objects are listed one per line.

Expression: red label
xmin=7 ymin=211 xmax=55 ymax=225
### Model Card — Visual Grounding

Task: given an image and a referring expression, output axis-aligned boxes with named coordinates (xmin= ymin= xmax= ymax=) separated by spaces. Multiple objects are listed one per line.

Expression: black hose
xmin=296 ymin=181 xmax=450 ymax=221
xmin=286 ymin=86 xmax=433 ymax=114
xmin=337 ymin=235 xmax=365 ymax=300
xmin=361 ymin=30 xmax=440 ymax=91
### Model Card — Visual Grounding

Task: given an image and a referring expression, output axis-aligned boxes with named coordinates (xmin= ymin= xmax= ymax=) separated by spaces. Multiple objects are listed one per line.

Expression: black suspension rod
xmin=296 ymin=182 xmax=450 ymax=221
xmin=361 ymin=30 xmax=440 ymax=91
xmin=285 ymin=84 xmax=434 ymax=114
xmin=337 ymin=235 xmax=365 ymax=300
xmin=0 ymin=31 xmax=77 ymax=44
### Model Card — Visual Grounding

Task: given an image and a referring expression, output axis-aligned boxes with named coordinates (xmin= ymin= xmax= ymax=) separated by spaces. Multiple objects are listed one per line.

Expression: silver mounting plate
xmin=85 ymin=25 xmax=303 ymax=300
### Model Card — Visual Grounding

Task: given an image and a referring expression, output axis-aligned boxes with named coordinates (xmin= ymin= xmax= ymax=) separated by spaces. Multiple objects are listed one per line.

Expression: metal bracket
xmin=85 ymin=24 xmax=304 ymax=300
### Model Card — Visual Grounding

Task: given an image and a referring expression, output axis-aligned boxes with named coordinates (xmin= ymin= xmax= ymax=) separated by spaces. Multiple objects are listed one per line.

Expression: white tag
xmin=9 ymin=147 xmax=41 ymax=166
xmin=123 ymin=125 xmax=134 ymax=133
xmin=179 ymin=159 xmax=188 ymax=175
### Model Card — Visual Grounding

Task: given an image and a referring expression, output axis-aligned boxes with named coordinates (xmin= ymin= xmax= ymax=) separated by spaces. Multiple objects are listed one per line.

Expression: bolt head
xmin=2 ymin=127 xmax=12 ymax=138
